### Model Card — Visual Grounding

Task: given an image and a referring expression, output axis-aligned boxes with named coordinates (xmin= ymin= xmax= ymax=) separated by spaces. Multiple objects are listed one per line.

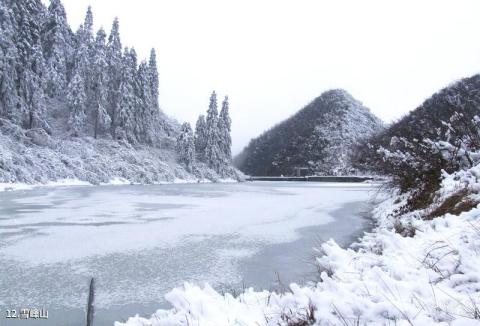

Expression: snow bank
xmin=116 ymin=171 xmax=480 ymax=325
xmin=0 ymin=178 xmax=90 ymax=192
xmin=0 ymin=120 xmax=243 ymax=191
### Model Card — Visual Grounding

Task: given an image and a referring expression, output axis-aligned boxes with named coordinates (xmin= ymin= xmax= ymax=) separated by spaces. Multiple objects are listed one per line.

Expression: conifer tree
xmin=148 ymin=48 xmax=159 ymax=111
xmin=204 ymin=91 xmax=222 ymax=171
xmin=106 ymin=17 xmax=123 ymax=138
xmin=67 ymin=72 xmax=86 ymax=136
xmin=117 ymin=47 xmax=137 ymax=142
xmin=195 ymin=114 xmax=207 ymax=160
xmin=177 ymin=122 xmax=196 ymax=171
xmin=12 ymin=0 xmax=49 ymax=129
xmin=0 ymin=3 xmax=19 ymax=121
xmin=218 ymin=95 xmax=232 ymax=162
xmin=91 ymin=28 xmax=111 ymax=138
xmin=43 ymin=0 xmax=72 ymax=97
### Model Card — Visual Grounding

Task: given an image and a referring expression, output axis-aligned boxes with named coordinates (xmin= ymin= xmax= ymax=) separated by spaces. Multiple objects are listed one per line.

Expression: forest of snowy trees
xmin=176 ymin=91 xmax=232 ymax=174
xmin=0 ymin=0 xmax=170 ymax=143
xmin=0 ymin=0 xmax=236 ymax=184
xmin=234 ymin=90 xmax=383 ymax=176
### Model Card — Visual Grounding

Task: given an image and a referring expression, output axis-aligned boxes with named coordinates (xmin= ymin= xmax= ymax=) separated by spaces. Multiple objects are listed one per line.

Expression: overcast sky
xmin=47 ymin=0 xmax=480 ymax=154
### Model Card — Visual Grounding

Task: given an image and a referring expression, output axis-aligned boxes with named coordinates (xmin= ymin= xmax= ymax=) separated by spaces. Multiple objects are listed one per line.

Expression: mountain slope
xmin=0 ymin=0 xmax=240 ymax=185
xmin=352 ymin=74 xmax=480 ymax=209
xmin=234 ymin=89 xmax=384 ymax=176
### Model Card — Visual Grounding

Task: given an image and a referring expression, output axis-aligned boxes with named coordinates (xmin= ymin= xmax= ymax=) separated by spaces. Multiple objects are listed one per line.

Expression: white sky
xmin=45 ymin=0 xmax=480 ymax=154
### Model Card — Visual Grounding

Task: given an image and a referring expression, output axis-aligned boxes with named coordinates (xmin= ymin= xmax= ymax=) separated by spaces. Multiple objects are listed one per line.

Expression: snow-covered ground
xmin=0 ymin=119 xmax=242 ymax=187
xmin=0 ymin=181 xmax=375 ymax=326
xmin=116 ymin=173 xmax=480 ymax=325
xmin=0 ymin=176 xmax=238 ymax=192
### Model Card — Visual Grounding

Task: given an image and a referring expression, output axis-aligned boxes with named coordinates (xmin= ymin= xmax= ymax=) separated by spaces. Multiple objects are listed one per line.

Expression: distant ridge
xmin=234 ymin=89 xmax=384 ymax=176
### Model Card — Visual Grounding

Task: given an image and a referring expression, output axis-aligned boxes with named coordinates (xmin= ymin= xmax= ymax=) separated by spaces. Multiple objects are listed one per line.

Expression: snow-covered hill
xmin=234 ymin=89 xmax=384 ymax=176
xmin=0 ymin=0 xmax=239 ymax=186
xmin=0 ymin=118 xmax=242 ymax=186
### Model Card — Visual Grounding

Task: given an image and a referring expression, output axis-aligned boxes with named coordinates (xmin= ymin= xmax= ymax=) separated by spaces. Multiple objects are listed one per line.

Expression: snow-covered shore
xmin=115 ymin=170 xmax=480 ymax=325
xmin=0 ymin=177 xmax=239 ymax=192
xmin=0 ymin=119 xmax=243 ymax=190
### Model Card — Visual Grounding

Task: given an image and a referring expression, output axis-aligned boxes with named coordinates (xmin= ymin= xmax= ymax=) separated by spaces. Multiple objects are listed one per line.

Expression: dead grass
xmin=426 ymin=188 xmax=479 ymax=220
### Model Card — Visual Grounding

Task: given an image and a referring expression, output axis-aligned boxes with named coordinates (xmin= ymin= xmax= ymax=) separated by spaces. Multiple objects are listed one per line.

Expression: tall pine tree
xmin=117 ymin=47 xmax=137 ymax=142
xmin=91 ymin=28 xmax=111 ymax=138
xmin=195 ymin=114 xmax=207 ymax=160
xmin=67 ymin=71 xmax=86 ymax=136
xmin=177 ymin=122 xmax=196 ymax=171
xmin=106 ymin=17 xmax=122 ymax=139
xmin=42 ymin=0 xmax=72 ymax=97
xmin=204 ymin=91 xmax=222 ymax=172
xmin=218 ymin=95 xmax=232 ymax=163
xmin=0 ymin=3 xmax=19 ymax=121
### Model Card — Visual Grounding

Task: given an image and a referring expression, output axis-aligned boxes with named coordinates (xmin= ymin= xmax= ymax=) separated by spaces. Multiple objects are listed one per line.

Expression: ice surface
xmin=0 ymin=181 xmax=375 ymax=325
xmin=115 ymin=172 xmax=480 ymax=326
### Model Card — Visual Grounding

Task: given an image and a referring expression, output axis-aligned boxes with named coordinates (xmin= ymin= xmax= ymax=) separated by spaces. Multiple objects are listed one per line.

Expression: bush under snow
xmin=0 ymin=119 xmax=243 ymax=187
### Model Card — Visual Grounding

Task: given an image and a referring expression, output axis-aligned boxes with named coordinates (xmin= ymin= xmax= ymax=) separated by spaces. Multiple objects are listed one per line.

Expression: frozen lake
xmin=0 ymin=181 xmax=376 ymax=325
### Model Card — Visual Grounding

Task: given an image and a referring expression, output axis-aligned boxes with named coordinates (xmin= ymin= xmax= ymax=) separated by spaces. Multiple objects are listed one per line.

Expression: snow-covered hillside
xmin=0 ymin=118 xmax=242 ymax=186
xmin=115 ymin=167 xmax=480 ymax=326
xmin=0 ymin=0 xmax=239 ymax=185
xmin=234 ymin=89 xmax=384 ymax=176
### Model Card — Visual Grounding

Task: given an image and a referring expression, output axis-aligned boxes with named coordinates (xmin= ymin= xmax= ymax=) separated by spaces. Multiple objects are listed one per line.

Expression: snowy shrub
xmin=359 ymin=74 xmax=480 ymax=212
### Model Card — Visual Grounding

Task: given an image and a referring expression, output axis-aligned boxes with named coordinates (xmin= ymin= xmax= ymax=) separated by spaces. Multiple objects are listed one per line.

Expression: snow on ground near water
xmin=0 ymin=178 xmax=91 ymax=191
xmin=0 ymin=176 xmax=238 ymax=192
xmin=0 ymin=182 xmax=373 ymax=265
xmin=116 ymin=177 xmax=480 ymax=325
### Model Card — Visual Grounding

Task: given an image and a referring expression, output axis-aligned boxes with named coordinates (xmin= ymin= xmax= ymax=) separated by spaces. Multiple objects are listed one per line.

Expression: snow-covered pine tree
xmin=76 ymin=7 xmax=95 ymax=118
xmin=0 ymin=3 xmax=20 ymax=122
xmin=23 ymin=43 xmax=49 ymax=130
xmin=148 ymin=49 xmax=159 ymax=112
xmin=106 ymin=17 xmax=123 ymax=139
xmin=195 ymin=114 xmax=207 ymax=161
xmin=177 ymin=122 xmax=196 ymax=171
xmin=91 ymin=28 xmax=111 ymax=138
xmin=117 ymin=47 xmax=137 ymax=142
xmin=218 ymin=95 xmax=232 ymax=163
xmin=204 ymin=91 xmax=223 ymax=172
xmin=67 ymin=71 xmax=86 ymax=136
xmin=83 ymin=6 xmax=93 ymax=44
xmin=136 ymin=61 xmax=150 ymax=143
xmin=145 ymin=48 xmax=160 ymax=142
xmin=11 ymin=0 xmax=49 ymax=130
xmin=42 ymin=0 xmax=72 ymax=97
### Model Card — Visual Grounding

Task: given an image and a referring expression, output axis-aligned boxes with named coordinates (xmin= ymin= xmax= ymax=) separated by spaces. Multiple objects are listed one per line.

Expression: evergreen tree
xmin=204 ymin=91 xmax=222 ymax=171
xmin=148 ymin=48 xmax=159 ymax=111
xmin=195 ymin=114 xmax=207 ymax=160
xmin=67 ymin=71 xmax=86 ymax=136
xmin=136 ymin=61 xmax=150 ymax=142
xmin=177 ymin=122 xmax=196 ymax=171
xmin=83 ymin=6 xmax=93 ymax=43
xmin=42 ymin=0 xmax=72 ymax=97
xmin=0 ymin=3 xmax=19 ymax=121
xmin=91 ymin=28 xmax=111 ymax=138
xmin=144 ymin=48 xmax=160 ymax=142
xmin=106 ymin=17 xmax=122 ymax=138
xmin=117 ymin=47 xmax=137 ymax=142
xmin=11 ymin=0 xmax=49 ymax=129
xmin=218 ymin=95 xmax=232 ymax=163
xmin=23 ymin=43 xmax=49 ymax=130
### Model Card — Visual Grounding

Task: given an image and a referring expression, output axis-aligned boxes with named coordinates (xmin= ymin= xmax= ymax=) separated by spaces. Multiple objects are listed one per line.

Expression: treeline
xmin=176 ymin=91 xmax=232 ymax=175
xmin=354 ymin=74 xmax=480 ymax=212
xmin=0 ymin=0 xmax=171 ymax=144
